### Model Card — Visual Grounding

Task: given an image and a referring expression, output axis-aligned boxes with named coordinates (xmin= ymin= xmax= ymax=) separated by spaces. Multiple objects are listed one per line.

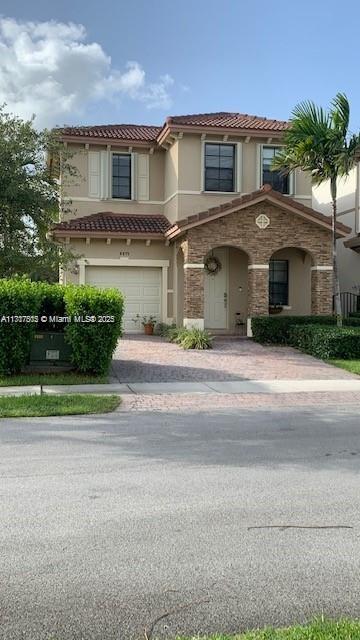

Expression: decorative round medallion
xmin=256 ymin=213 xmax=270 ymax=229
xmin=204 ymin=254 xmax=222 ymax=276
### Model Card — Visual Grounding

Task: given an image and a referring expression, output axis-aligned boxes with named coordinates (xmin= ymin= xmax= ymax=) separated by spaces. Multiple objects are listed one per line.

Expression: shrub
xmin=179 ymin=328 xmax=213 ymax=350
xmin=63 ymin=285 xmax=124 ymax=374
xmin=0 ymin=278 xmax=43 ymax=374
xmin=0 ymin=279 xmax=124 ymax=375
xmin=289 ymin=324 xmax=360 ymax=359
xmin=167 ymin=326 xmax=189 ymax=344
xmin=154 ymin=322 xmax=176 ymax=337
xmin=252 ymin=315 xmax=360 ymax=345
xmin=251 ymin=315 xmax=336 ymax=345
xmin=344 ymin=316 xmax=360 ymax=327
xmin=37 ymin=283 xmax=67 ymax=331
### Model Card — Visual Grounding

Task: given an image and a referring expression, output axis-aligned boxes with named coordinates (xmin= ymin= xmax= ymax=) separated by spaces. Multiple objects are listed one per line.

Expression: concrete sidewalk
xmin=1 ymin=378 xmax=360 ymax=396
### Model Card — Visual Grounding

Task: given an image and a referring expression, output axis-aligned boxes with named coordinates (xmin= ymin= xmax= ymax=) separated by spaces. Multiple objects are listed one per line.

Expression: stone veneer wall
xmin=180 ymin=203 xmax=334 ymax=321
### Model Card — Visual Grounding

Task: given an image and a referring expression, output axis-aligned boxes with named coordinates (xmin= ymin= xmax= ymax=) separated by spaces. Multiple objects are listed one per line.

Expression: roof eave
xmin=344 ymin=235 xmax=360 ymax=251
xmin=52 ymin=229 xmax=166 ymax=240
xmin=60 ymin=134 xmax=157 ymax=148
xmin=157 ymin=123 xmax=286 ymax=146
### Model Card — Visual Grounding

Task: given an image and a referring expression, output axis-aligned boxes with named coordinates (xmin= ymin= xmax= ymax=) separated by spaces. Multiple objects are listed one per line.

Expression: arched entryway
xmin=269 ymin=247 xmax=313 ymax=315
xmin=204 ymin=246 xmax=249 ymax=333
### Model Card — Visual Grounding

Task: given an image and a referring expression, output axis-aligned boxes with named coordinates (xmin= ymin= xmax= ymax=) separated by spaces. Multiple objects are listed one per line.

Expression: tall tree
xmin=0 ymin=106 xmax=76 ymax=281
xmin=272 ymin=93 xmax=360 ymax=326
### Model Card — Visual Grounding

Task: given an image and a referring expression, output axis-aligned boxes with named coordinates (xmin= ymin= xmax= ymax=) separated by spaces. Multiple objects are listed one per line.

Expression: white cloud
xmin=0 ymin=17 xmax=174 ymax=127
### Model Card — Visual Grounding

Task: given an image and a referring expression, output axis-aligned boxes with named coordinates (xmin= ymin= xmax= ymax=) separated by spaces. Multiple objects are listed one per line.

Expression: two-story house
xmin=53 ymin=112 xmax=350 ymax=334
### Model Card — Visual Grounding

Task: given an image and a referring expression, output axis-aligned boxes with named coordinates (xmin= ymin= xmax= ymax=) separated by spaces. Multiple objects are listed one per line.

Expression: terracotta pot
xmin=144 ymin=323 xmax=154 ymax=335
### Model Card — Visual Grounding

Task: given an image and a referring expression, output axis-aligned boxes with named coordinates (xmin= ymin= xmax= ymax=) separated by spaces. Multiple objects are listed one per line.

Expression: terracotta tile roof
xmin=166 ymin=185 xmax=351 ymax=239
xmin=60 ymin=111 xmax=289 ymax=144
xmin=166 ymin=112 xmax=289 ymax=132
xmin=60 ymin=124 xmax=161 ymax=143
xmin=53 ymin=212 xmax=171 ymax=237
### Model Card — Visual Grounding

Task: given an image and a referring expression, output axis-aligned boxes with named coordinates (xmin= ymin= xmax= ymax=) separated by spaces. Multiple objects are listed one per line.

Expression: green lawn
xmin=0 ymin=394 xmax=120 ymax=418
xmin=177 ymin=618 xmax=360 ymax=640
xmin=0 ymin=372 xmax=108 ymax=386
xmin=329 ymin=359 xmax=360 ymax=375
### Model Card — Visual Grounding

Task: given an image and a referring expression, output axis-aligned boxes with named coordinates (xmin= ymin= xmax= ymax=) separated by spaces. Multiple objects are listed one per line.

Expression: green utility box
xmin=29 ymin=332 xmax=72 ymax=367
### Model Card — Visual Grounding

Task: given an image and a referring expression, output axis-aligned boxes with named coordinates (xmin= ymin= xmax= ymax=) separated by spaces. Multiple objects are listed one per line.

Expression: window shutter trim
xmin=88 ymin=151 xmax=101 ymax=198
xmin=137 ymin=153 xmax=149 ymax=201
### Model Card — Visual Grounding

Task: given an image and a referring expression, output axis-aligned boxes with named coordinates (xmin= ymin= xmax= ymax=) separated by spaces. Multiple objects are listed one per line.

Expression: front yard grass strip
xmin=0 ymin=372 xmax=108 ymax=387
xmin=176 ymin=617 xmax=360 ymax=639
xmin=0 ymin=394 xmax=120 ymax=418
xmin=329 ymin=359 xmax=360 ymax=375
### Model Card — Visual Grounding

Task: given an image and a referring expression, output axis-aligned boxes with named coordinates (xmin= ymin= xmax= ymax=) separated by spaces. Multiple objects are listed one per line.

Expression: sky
xmin=1 ymin=0 xmax=360 ymax=131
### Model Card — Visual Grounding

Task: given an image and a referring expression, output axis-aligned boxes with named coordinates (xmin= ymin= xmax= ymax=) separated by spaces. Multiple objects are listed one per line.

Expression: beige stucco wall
xmin=150 ymin=150 xmax=165 ymax=201
xmin=61 ymin=143 xmax=165 ymax=221
xmin=312 ymin=166 xmax=360 ymax=293
xmin=336 ymin=212 xmax=360 ymax=293
xmin=177 ymin=134 xmax=201 ymax=191
xmin=164 ymin=140 xmax=179 ymax=200
xmin=65 ymin=238 xmax=171 ymax=261
xmin=62 ymin=238 xmax=172 ymax=285
xmin=164 ymin=133 xmax=312 ymax=219
xmin=63 ymin=199 xmax=163 ymax=221
xmin=61 ymin=144 xmax=88 ymax=200
xmin=61 ymin=133 xmax=312 ymax=225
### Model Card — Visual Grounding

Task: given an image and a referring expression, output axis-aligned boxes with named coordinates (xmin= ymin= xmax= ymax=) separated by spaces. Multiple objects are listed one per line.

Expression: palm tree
xmin=272 ymin=93 xmax=360 ymax=326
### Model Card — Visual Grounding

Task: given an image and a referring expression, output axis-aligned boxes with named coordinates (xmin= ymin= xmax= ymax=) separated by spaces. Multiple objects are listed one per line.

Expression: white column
xmin=79 ymin=260 xmax=86 ymax=285
xmin=161 ymin=266 xmax=168 ymax=322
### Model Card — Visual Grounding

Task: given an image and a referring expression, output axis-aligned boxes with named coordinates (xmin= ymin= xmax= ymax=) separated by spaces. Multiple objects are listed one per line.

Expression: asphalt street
xmin=1 ymin=404 xmax=360 ymax=639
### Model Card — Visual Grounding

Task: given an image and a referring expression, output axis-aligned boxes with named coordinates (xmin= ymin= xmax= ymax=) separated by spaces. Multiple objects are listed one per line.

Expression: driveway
xmin=111 ymin=335 xmax=356 ymax=383
xmin=2 ymin=405 xmax=360 ymax=639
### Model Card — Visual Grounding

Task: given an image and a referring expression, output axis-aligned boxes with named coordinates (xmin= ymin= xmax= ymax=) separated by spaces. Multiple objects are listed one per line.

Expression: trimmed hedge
xmin=252 ymin=315 xmax=360 ymax=345
xmin=0 ymin=279 xmax=124 ymax=375
xmin=289 ymin=324 xmax=360 ymax=359
xmin=0 ymin=279 xmax=42 ymax=374
xmin=64 ymin=285 xmax=123 ymax=374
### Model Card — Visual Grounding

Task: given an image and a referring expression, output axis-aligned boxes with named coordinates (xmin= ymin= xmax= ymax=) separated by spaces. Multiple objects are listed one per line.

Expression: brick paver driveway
xmin=111 ymin=335 xmax=353 ymax=383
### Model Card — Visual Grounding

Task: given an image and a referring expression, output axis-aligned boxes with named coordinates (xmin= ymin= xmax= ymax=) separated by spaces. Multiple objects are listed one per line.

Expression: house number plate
xmin=46 ymin=349 xmax=60 ymax=360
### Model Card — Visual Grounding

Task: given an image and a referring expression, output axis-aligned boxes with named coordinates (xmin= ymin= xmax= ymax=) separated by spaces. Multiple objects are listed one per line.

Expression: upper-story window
xmin=204 ymin=143 xmax=235 ymax=192
xmin=112 ymin=153 xmax=131 ymax=199
xmin=262 ymin=146 xmax=289 ymax=194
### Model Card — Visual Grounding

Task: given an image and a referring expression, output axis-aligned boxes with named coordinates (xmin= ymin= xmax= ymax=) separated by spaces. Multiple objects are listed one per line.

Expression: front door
xmin=204 ymin=247 xmax=228 ymax=329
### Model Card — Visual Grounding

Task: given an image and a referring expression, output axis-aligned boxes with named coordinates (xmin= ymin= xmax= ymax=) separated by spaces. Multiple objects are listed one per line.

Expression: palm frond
xmin=330 ymin=92 xmax=349 ymax=138
xmin=272 ymin=93 xmax=360 ymax=186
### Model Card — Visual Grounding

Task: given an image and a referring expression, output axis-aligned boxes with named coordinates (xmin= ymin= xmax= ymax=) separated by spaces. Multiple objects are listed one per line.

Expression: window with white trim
xmin=262 ymin=146 xmax=289 ymax=194
xmin=204 ymin=143 xmax=235 ymax=192
xmin=112 ymin=153 xmax=131 ymax=199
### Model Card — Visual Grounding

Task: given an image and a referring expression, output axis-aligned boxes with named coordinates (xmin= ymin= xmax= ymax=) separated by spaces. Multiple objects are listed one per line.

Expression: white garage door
xmin=86 ymin=266 xmax=162 ymax=332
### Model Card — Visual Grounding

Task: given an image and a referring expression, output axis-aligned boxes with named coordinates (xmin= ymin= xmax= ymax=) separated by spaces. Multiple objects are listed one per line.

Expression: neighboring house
xmin=312 ymin=168 xmax=360 ymax=309
xmin=53 ymin=112 xmax=350 ymax=334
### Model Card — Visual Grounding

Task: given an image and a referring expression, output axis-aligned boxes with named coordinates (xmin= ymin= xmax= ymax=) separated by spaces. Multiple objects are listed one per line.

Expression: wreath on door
xmin=204 ymin=254 xmax=222 ymax=276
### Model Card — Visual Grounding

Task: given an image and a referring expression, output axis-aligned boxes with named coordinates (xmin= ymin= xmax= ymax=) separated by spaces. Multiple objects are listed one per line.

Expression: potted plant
xmin=133 ymin=314 xmax=157 ymax=335
xmin=269 ymin=304 xmax=283 ymax=315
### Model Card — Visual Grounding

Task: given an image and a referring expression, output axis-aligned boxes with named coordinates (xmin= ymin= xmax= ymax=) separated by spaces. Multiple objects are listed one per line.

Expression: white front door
xmin=204 ymin=247 xmax=228 ymax=329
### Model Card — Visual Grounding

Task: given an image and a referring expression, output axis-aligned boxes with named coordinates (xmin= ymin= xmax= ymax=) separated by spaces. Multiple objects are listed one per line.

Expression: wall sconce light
xmin=238 ymin=285 xmax=243 ymax=293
